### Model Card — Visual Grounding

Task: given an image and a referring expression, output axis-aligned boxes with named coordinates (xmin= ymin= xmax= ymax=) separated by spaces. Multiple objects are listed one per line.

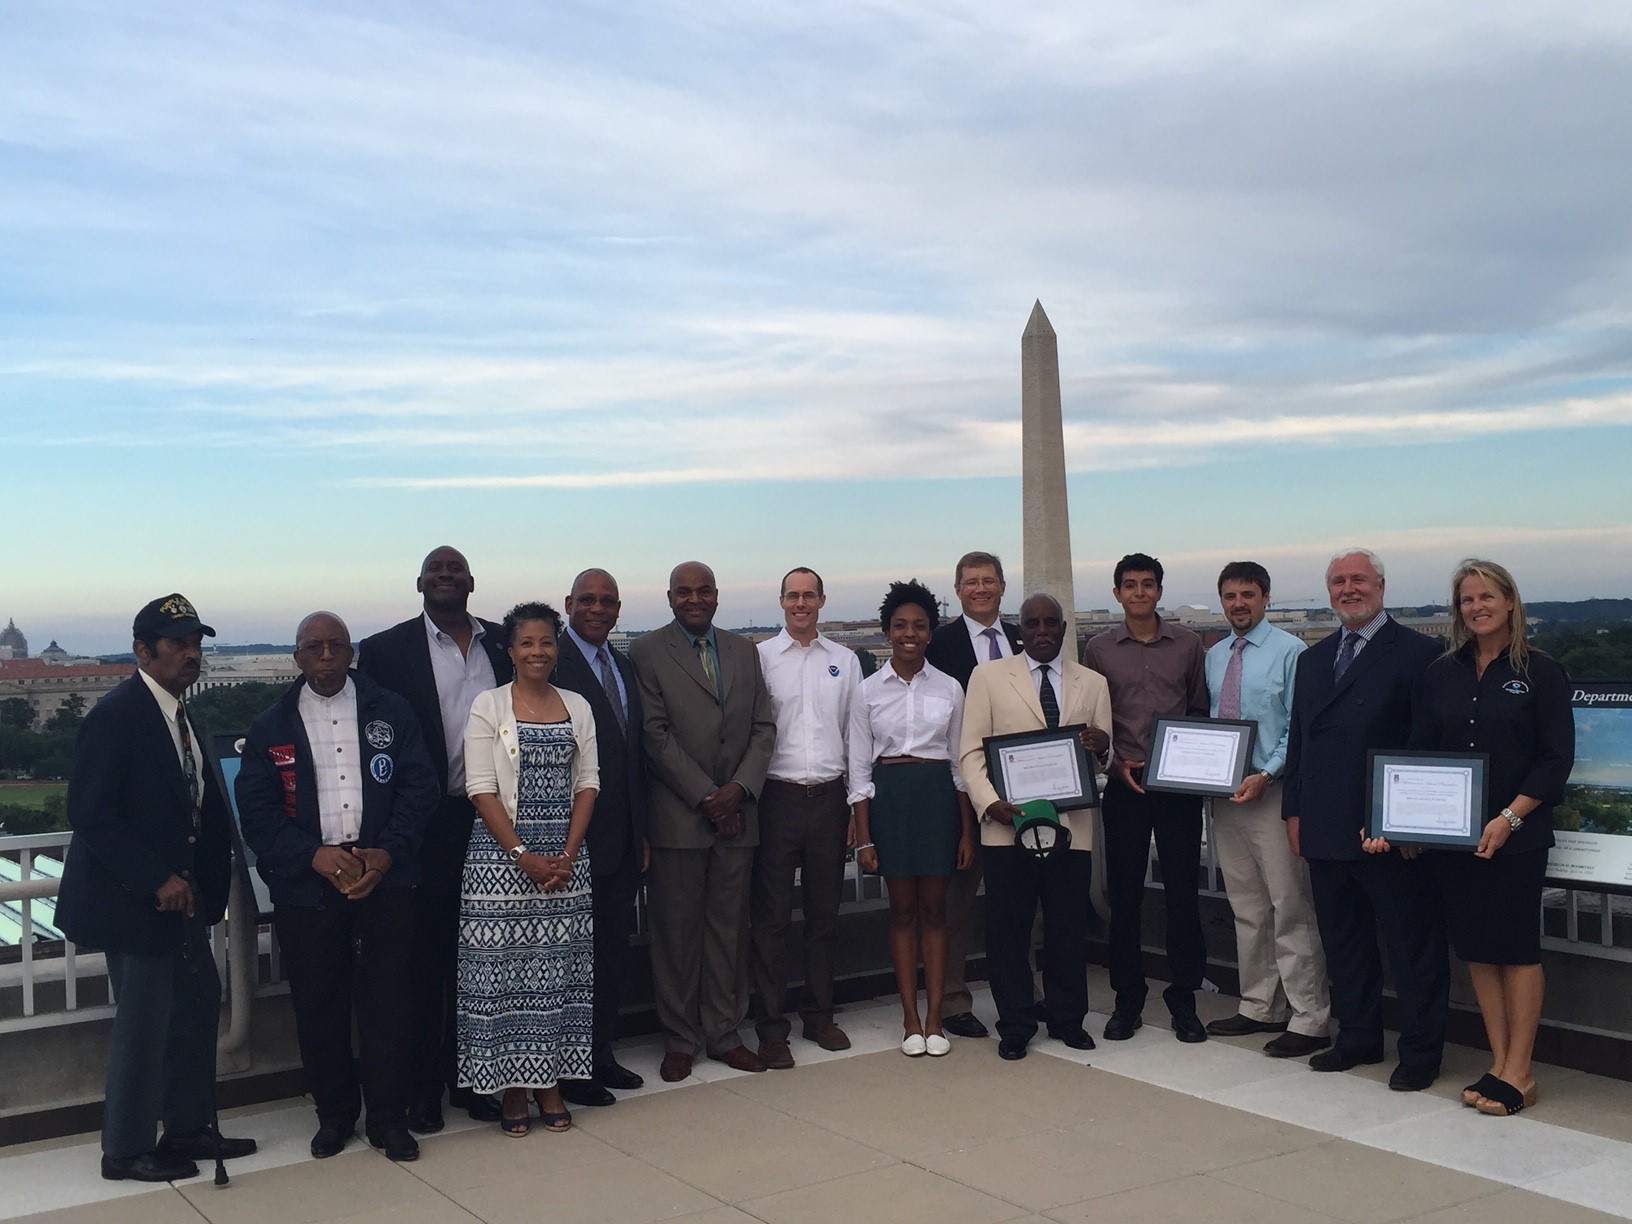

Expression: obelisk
xmin=1021 ymin=300 xmax=1076 ymax=632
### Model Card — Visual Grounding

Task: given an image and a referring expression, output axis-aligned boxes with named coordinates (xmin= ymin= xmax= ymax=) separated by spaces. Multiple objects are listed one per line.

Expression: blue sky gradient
xmin=5 ymin=2 xmax=1632 ymax=651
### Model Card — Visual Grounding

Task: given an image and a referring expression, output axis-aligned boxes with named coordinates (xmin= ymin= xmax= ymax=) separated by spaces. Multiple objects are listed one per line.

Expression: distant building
xmin=0 ymin=659 xmax=131 ymax=726
xmin=38 ymin=641 xmax=70 ymax=665
xmin=0 ymin=619 xmax=26 ymax=660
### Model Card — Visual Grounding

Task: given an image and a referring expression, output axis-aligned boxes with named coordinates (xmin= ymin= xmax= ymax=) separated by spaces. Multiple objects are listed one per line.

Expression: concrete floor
xmin=4 ymin=973 xmax=1630 ymax=1224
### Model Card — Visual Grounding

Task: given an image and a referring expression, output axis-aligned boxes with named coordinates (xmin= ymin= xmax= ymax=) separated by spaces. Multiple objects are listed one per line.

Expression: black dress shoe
xmin=1309 ymin=1045 xmax=1385 ymax=1072
xmin=1263 ymin=1031 xmax=1331 ymax=1059
xmin=463 ymin=1095 xmax=503 ymax=1122
xmin=367 ymin=1125 xmax=420 ymax=1162
xmin=942 ymin=1012 xmax=989 ymax=1039
xmin=101 ymin=1152 xmax=199 ymax=1182
xmin=157 ymin=1126 xmax=259 ymax=1161
xmin=998 ymin=1038 xmax=1028 ymax=1061
xmin=1172 ymin=1013 xmax=1207 ymax=1043
xmin=1388 ymin=1062 xmax=1440 ymax=1092
xmin=597 ymin=1060 xmax=645 ymax=1091
xmin=1103 ymin=1011 xmax=1143 ymax=1041
xmin=560 ymin=1078 xmax=617 ymax=1107
xmin=1205 ymin=1014 xmax=1288 ymax=1038
xmin=406 ymin=1100 xmax=445 ymax=1133
xmin=310 ymin=1123 xmax=353 ymax=1159
xmin=1047 ymin=1026 xmax=1096 ymax=1051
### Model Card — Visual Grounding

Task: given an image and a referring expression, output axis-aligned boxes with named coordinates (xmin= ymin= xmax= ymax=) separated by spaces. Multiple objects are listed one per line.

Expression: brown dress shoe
xmin=710 ymin=1045 xmax=767 ymax=1072
xmin=801 ymin=1021 xmax=851 ymax=1051
xmin=758 ymin=1039 xmax=795 ymax=1069
xmin=659 ymin=1052 xmax=694 ymax=1082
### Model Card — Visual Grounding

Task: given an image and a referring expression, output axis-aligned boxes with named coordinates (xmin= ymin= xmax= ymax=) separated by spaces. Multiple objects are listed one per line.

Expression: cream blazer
xmin=463 ymin=683 xmax=599 ymax=823
xmin=958 ymin=655 xmax=1112 ymax=852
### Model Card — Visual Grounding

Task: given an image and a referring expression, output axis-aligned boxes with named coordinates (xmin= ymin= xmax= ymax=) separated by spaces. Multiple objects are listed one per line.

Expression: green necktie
xmin=177 ymin=701 xmax=201 ymax=829
xmin=695 ymin=637 xmax=721 ymax=700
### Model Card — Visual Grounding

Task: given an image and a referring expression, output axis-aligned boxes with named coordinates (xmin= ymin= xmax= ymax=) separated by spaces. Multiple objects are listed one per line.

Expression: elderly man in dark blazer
xmin=549 ymin=567 xmax=649 ymax=1105
xmin=630 ymin=561 xmax=776 ymax=1083
xmin=356 ymin=546 xmax=513 ymax=1131
xmin=56 ymin=594 xmax=256 ymax=1182
xmin=1284 ymin=548 xmax=1447 ymax=1091
xmin=237 ymin=611 xmax=438 ymax=1162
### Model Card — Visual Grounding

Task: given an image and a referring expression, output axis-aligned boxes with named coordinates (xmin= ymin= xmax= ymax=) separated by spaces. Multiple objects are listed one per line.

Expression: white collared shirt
xmin=423 ymin=611 xmax=498 ymax=795
xmin=963 ymin=613 xmax=1014 ymax=666
xmin=1024 ymin=651 xmax=1058 ymax=697
xmin=846 ymin=661 xmax=967 ymax=803
xmin=298 ymin=678 xmax=363 ymax=845
xmin=136 ymin=667 xmax=203 ymax=809
xmin=758 ymin=628 xmax=861 ymax=785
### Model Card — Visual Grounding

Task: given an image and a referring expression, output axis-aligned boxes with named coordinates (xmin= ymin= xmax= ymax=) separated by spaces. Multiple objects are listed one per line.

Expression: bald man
xmin=238 ymin=612 xmax=438 ymax=1160
xmin=630 ymin=562 xmax=776 ymax=1082
xmin=357 ymin=547 xmax=514 ymax=1130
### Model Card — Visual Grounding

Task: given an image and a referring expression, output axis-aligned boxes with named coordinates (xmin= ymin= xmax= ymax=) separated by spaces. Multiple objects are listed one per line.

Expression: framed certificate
xmin=1367 ymin=750 xmax=1488 ymax=849
xmin=1143 ymin=716 xmax=1258 ymax=796
xmin=983 ymin=724 xmax=1100 ymax=811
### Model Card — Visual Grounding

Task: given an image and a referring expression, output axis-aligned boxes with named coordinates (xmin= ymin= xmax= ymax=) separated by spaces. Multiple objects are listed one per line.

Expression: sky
xmin=4 ymin=1 xmax=1632 ymax=653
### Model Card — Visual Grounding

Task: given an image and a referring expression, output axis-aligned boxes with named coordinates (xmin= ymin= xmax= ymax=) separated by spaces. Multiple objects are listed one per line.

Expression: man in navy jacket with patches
xmin=236 ymin=612 xmax=437 ymax=1161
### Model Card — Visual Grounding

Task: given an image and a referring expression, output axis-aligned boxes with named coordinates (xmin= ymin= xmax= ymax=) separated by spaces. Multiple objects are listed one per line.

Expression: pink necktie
xmin=1218 ymin=636 xmax=1247 ymax=720
xmin=981 ymin=626 xmax=1001 ymax=660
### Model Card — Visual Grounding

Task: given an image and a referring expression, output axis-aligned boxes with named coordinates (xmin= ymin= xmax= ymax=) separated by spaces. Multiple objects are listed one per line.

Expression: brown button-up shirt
xmin=1082 ymin=617 xmax=1208 ymax=764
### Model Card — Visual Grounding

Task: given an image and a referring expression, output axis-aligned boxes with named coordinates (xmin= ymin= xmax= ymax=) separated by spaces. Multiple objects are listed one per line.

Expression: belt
xmin=764 ymin=777 xmax=845 ymax=799
xmin=877 ymin=755 xmax=939 ymax=766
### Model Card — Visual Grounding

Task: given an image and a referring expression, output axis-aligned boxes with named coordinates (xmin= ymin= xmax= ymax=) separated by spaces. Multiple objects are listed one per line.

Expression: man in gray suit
xmin=630 ymin=561 xmax=777 ymax=1082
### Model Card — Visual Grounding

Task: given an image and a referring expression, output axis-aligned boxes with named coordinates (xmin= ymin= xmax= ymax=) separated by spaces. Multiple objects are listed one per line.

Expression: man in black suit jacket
xmin=356 ymin=546 xmax=513 ymax=1130
xmin=924 ymin=550 xmax=1023 ymax=1040
xmin=1283 ymin=549 xmax=1447 ymax=1091
xmin=56 ymin=594 xmax=255 ymax=1182
xmin=549 ymin=567 xmax=649 ymax=1105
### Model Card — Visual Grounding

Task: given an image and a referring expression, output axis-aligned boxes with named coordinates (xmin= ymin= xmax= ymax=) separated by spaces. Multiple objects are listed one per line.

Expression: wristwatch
xmin=1500 ymin=807 xmax=1523 ymax=831
xmin=507 ymin=844 xmax=527 ymax=863
xmin=1258 ymin=770 xmax=1274 ymax=783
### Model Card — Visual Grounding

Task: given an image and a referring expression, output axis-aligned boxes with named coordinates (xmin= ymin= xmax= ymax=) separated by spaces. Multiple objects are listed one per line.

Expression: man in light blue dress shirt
xmin=1203 ymin=562 xmax=1331 ymax=1057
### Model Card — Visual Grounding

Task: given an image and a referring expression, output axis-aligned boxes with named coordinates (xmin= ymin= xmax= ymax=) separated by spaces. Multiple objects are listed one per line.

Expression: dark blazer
xmin=551 ymin=637 xmax=648 ymax=877
xmin=1283 ymin=617 xmax=1441 ymax=861
xmin=926 ymin=617 xmax=1024 ymax=691
xmin=356 ymin=614 xmax=513 ymax=796
xmin=56 ymin=674 xmax=233 ymax=955
xmin=235 ymin=671 xmax=439 ymax=906
xmin=629 ymin=622 xmax=776 ymax=850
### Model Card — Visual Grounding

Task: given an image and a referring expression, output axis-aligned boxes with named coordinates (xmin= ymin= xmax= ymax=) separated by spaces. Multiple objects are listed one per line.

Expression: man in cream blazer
xmin=960 ymin=593 xmax=1113 ymax=1060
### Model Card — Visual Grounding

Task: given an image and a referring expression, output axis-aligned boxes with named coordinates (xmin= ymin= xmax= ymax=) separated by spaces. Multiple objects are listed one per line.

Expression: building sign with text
xmin=1549 ymin=682 xmax=1632 ymax=892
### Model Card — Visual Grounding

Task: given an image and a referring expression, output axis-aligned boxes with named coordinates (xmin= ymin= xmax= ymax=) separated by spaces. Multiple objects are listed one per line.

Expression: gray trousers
xmin=102 ymin=921 xmax=220 ymax=1158
xmin=749 ymin=781 xmax=848 ymax=1043
xmin=1212 ymin=783 xmax=1331 ymax=1037
xmin=647 ymin=842 xmax=753 ymax=1057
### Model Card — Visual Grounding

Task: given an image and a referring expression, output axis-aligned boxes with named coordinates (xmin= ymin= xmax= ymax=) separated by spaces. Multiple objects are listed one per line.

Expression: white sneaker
xmin=925 ymin=1033 xmax=951 ymax=1057
xmin=901 ymin=1034 xmax=928 ymax=1056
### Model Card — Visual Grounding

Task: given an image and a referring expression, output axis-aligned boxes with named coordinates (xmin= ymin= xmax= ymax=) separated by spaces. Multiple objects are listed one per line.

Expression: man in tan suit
xmin=630 ymin=561 xmax=777 ymax=1082
xmin=960 ymin=593 xmax=1113 ymax=1061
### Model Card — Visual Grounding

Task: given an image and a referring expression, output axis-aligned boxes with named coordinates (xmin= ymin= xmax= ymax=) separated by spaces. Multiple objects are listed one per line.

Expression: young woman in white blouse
xmin=848 ymin=580 xmax=976 ymax=1056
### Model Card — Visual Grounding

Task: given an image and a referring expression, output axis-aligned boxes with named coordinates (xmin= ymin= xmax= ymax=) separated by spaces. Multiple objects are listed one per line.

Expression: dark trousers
xmin=276 ymin=886 xmax=414 ymax=1132
xmin=408 ymin=794 xmax=476 ymax=1105
xmin=590 ymin=848 xmax=642 ymax=1071
xmin=1102 ymin=780 xmax=1205 ymax=1016
xmin=749 ymin=779 xmax=849 ymax=1043
xmin=1308 ymin=853 xmax=1449 ymax=1070
xmin=102 ymin=920 xmax=219 ymax=1159
xmin=984 ymin=844 xmax=1093 ymax=1046
xmin=942 ymin=841 xmax=983 ymax=1016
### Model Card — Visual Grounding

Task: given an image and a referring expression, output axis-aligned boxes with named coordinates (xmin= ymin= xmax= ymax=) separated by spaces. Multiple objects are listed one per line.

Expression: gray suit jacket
xmin=630 ymin=621 xmax=776 ymax=850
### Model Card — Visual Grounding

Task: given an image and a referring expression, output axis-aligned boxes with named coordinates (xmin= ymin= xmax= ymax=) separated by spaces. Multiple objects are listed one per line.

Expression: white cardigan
xmin=463 ymin=683 xmax=599 ymax=823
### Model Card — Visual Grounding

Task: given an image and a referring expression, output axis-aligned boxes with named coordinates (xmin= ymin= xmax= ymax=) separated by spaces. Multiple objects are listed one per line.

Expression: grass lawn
xmin=0 ymin=781 xmax=68 ymax=810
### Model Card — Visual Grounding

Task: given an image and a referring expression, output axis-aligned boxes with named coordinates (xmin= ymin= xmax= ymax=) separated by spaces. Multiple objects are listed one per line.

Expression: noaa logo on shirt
xmin=1502 ymin=680 xmax=1530 ymax=696
xmin=828 ymin=665 xmax=841 ymax=677
xmin=365 ymin=720 xmax=394 ymax=749
xmin=369 ymin=753 xmax=394 ymax=783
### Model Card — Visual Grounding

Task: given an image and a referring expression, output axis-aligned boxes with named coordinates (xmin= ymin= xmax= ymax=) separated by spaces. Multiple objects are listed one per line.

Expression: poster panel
xmin=1548 ymin=681 xmax=1632 ymax=893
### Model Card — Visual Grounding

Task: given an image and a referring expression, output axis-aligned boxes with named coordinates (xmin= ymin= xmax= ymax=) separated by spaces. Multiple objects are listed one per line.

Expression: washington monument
xmin=1021 ymin=300 xmax=1076 ymax=630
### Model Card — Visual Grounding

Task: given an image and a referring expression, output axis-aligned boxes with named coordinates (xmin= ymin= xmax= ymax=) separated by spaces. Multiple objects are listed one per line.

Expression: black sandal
xmin=1461 ymin=1073 xmax=1500 ymax=1106
xmin=1474 ymin=1077 xmax=1537 ymax=1116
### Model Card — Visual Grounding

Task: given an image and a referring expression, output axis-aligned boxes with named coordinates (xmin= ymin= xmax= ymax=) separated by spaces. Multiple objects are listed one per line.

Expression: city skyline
xmin=5 ymin=2 xmax=1631 ymax=653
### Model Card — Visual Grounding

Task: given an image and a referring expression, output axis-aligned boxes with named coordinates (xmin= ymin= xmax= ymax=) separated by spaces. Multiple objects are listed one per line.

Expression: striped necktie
xmin=1334 ymin=631 xmax=1359 ymax=682
xmin=1037 ymin=663 xmax=1060 ymax=730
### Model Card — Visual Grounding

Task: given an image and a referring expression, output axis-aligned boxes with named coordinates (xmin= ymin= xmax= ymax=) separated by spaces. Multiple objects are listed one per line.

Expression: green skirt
xmin=871 ymin=760 xmax=960 ymax=879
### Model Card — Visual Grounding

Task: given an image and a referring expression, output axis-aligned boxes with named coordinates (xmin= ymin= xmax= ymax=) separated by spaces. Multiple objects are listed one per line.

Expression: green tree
xmin=0 ymin=792 xmax=69 ymax=835
xmin=854 ymin=647 xmax=879 ymax=678
xmin=44 ymin=694 xmax=86 ymax=733
xmin=1 ymin=697 xmax=34 ymax=730
xmin=187 ymin=682 xmax=288 ymax=737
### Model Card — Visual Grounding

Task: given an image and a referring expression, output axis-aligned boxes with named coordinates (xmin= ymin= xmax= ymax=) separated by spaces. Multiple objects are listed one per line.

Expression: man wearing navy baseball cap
xmin=56 ymin=594 xmax=257 ymax=1181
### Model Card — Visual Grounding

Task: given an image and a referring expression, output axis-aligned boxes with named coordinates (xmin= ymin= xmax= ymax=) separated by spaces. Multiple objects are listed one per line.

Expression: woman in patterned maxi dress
xmin=458 ymin=602 xmax=599 ymax=1134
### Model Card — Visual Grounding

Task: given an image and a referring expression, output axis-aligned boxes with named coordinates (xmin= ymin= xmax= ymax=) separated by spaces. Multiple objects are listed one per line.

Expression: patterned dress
xmin=456 ymin=719 xmax=594 ymax=1092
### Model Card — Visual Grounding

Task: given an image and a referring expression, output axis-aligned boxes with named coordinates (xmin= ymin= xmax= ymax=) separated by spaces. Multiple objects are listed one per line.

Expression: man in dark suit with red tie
xmin=57 ymin=594 xmax=256 ymax=1182
xmin=549 ymin=567 xmax=649 ymax=1105
xmin=925 ymin=550 xmax=1023 ymax=1040
xmin=356 ymin=546 xmax=513 ymax=1130
xmin=1284 ymin=548 xmax=1447 ymax=1091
